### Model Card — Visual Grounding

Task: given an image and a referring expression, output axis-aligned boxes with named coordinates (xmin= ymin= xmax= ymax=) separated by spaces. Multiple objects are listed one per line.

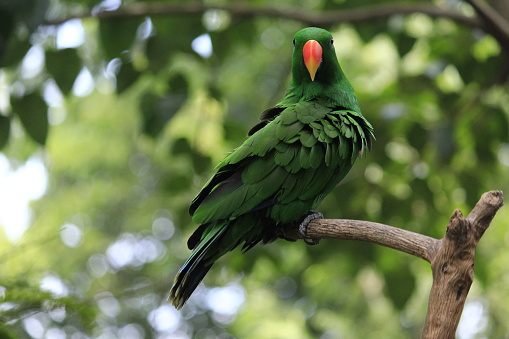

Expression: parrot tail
xmin=169 ymin=221 xmax=228 ymax=309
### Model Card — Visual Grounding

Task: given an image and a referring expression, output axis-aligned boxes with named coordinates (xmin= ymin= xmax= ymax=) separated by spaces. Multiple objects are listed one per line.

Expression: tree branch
xmin=283 ymin=190 xmax=504 ymax=338
xmin=464 ymin=0 xmax=509 ymax=46
xmin=44 ymin=1 xmax=483 ymax=31
xmin=283 ymin=219 xmax=440 ymax=262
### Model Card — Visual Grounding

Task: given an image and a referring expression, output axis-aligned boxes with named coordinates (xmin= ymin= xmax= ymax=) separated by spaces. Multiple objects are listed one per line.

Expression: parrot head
xmin=292 ymin=27 xmax=339 ymax=83
xmin=288 ymin=27 xmax=359 ymax=111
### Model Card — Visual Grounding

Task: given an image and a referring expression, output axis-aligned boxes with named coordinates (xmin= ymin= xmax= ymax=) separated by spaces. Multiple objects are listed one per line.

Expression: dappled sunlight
xmin=72 ymin=68 xmax=94 ymax=97
xmin=0 ymin=154 xmax=48 ymax=241
xmin=202 ymin=9 xmax=231 ymax=31
xmin=152 ymin=217 xmax=175 ymax=240
xmin=87 ymin=254 xmax=109 ymax=278
xmin=206 ymin=283 xmax=246 ymax=318
xmin=21 ymin=46 xmax=45 ymax=80
xmin=497 ymin=143 xmax=509 ymax=166
xmin=457 ymin=300 xmax=489 ymax=339
xmin=96 ymin=292 xmax=121 ymax=318
xmin=56 ymin=19 xmax=84 ymax=49
xmin=60 ymin=223 xmax=83 ymax=248
xmin=192 ymin=34 xmax=213 ymax=58
xmin=105 ymin=233 xmax=166 ymax=270
xmin=23 ymin=314 xmax=47 ymax=339
xmin=148 ymin=304 xmax=181 ymax=333
xmin=40 ymin=273 xmax=69 ymax=298
xmin=401 ymin=40 xmax=430 ymax=76
xmin=436 ymin=64 xmax=464 ymax=93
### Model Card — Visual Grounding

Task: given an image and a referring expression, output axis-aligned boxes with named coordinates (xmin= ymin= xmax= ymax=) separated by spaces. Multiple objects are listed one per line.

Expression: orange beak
xmin=303 ymin=40 xmax=322 ymax=81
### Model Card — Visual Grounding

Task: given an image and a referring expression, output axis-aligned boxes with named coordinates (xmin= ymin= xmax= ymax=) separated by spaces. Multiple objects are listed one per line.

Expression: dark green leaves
xmin=140 ymin=75 xmax=188 ymax=138
xmin=0 ymin=114 xmax=10 ymax=149
xmin=172 ymin=137 xmax=212 ymax=175
xmin=0 ymin=0 xmax=49 ymax=33
xmin=140 ymin=92 xmax=182 ymax=138
xmin=0 ymin=33 xmax=31 ymax=67
xmin=115 ymin=60 xmax=140 ymax=94
xmin=11 ymin=92 xmax=48 ymax=145
xmin=99 ymin=17 xmax=142 ymax=60
xmin=145 ymin=17 xmax=204 ymax=71
xmin=0 ymin=0 xmax=46 ymax=66
xmin=0 ymin=8 xmax=14 ymax=63
xmin=384 ymin=258 xmax=416 ymax=310
xmin=45 ymin=48 xmax=81 ymax=94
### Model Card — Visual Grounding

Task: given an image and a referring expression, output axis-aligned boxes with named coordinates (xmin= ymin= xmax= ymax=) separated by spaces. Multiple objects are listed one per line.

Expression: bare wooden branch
xmin=43 ymin=1 xmax=483 ymax=30
xmin=283 ymin=219 xmax=440 ymax=262
xmin=283 ymin=190 xmax=504 ymax=338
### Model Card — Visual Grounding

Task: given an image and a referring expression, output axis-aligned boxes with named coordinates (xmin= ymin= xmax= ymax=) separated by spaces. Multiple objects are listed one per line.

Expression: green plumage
xmin=169 ymin=27 xmax=374 ymax=309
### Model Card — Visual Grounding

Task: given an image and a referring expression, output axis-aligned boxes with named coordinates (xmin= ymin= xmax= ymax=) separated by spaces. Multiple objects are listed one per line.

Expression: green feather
xmin=280 ymin=108 xmax=299 ymax=125
xmin=276 ymin=120 xmax=303 ymax=141
xmin=299 ymin=130 xmax=318 ymax=147
xmin=275 ymin=143 xmax=299 ymax=169
xmin=242 ymin=155 xmax=278 ymax=184
xmin=299 ymin=145 xmax=312 ymax=169
xmin=325 ymin=142 xmax=333 ymax=166
xmin=323 ymin=119 xmax=339 ymax=138
xmin=308 ymin=143 xmax=325 ymax=169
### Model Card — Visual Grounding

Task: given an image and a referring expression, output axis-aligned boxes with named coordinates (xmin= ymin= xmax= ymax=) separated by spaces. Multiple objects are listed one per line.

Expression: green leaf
xmin=20 ymin=0 xmax=49 ymax=33
xmin=1 ymin=0 xmax=49 ymax=33
xmin=384 ymin=264 xmax=416 ymax=310
xmin=356 ymin=20 xmax=387 ymax=42
xmin=45 ymin=48 xmax=81 ymax=94
xmin=0 ymin=0 xmax=49 ymax=66
xmin=0 ymin=114 xmax=10 ymax=149
xmin=0 ymin=33 xmax=31 ymax=67
xmin=140 ymin=74 xmax=189 ymax=137
xmin=99 ymin=17 xmax=142 ymax=60
xmin=209 ymin=21 xmax=256 ymax=60
xmin=207 ymin=82 xmax=222 ymax=102
xmin=168 ymin=74 xmax=188 ymax=98
xmin=0 ymin=8 xmax=14 ymax=62
xmin=146 ymin=17 xmax=204 ymax=71
xmin=172 ymin=137 xmax=192 ymax=156
xmin=173 ymin=138 xmax=212 ymax=174
xmin=116 ymin=61 xmax=140 ymax=93
xmin=11 ymin=92 xmax=48 ymax=145
xmin=406 ymin=122 xmax=427 ymax=151
xmin=394 ymin=33 xmax=416 ymax=57
xmin=140 ymin=93 xmax=186 ymax=138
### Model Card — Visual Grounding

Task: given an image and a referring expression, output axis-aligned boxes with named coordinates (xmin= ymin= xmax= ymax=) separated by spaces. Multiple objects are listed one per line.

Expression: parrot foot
xmin=299 ymin=211 xmax=323 ymax=245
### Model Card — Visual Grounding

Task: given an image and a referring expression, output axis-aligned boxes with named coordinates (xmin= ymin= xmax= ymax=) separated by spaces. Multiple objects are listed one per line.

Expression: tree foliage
xmin=0 ymin=0 xmax=508 ymax=338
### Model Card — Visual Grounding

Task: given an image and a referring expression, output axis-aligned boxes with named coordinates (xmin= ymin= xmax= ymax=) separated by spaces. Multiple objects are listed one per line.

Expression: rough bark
xmin=283 ymin=218 xmax=440 ymax=262
xmin=282 ymin=190 xmax=504 ymax=338
xmin=423 ymin=190 xmax=504 ymax=338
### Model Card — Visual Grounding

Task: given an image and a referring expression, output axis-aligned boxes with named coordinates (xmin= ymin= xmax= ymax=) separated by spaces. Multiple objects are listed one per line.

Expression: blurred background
xmin=0 ymin=0 xmax=508 ymax=338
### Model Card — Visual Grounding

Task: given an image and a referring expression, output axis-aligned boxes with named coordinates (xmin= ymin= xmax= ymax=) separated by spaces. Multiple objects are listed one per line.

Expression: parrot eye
xmin=330 ymin=38 xmax=334 ymax=45
xmin=292 ymin=38 xmax=296 ymax=46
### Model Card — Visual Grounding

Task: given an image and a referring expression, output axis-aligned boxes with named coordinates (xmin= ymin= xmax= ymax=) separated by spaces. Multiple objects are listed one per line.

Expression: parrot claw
xmin=299 ymin=211 xmax=323 ymax=245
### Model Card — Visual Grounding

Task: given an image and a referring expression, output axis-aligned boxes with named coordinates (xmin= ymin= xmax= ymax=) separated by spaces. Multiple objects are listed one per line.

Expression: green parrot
xmin=169 ymin=27 xmax=374 ymax=309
